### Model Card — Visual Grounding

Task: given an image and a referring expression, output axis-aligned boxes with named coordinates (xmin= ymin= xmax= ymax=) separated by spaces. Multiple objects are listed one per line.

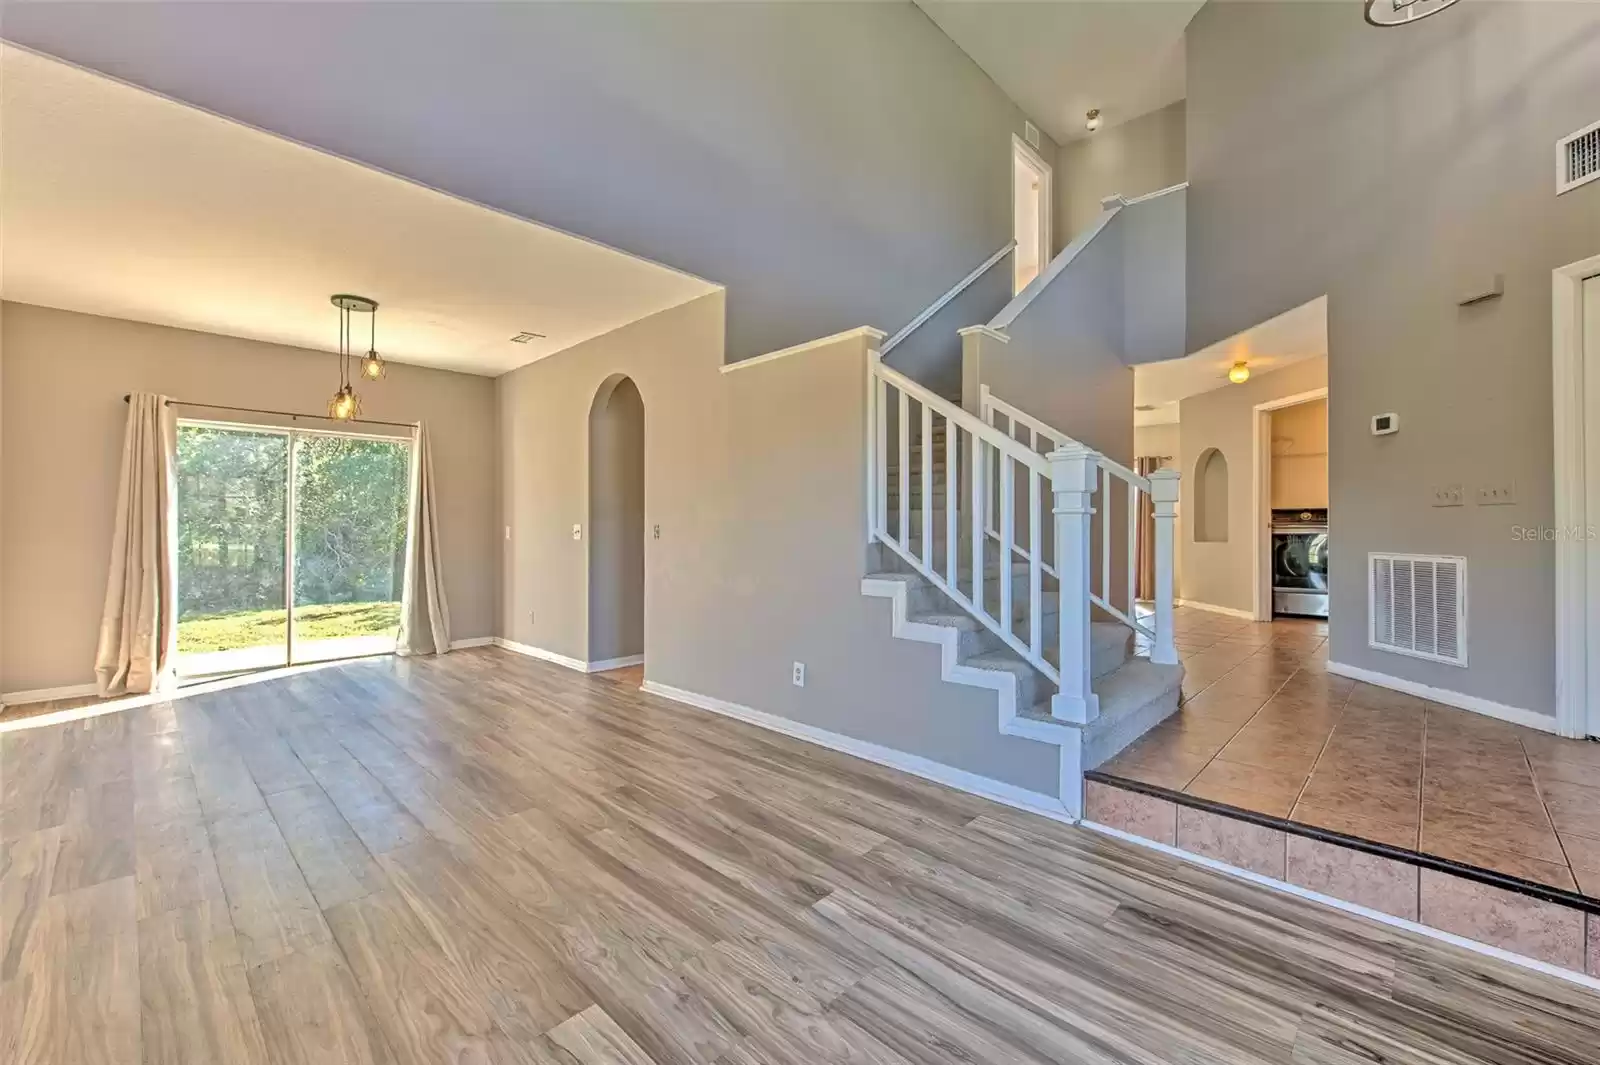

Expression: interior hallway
xmin=1107 ymin=608 xmax=1600 ymax=899
xmin=4 ymin=649 xmax=1599 ymax=1064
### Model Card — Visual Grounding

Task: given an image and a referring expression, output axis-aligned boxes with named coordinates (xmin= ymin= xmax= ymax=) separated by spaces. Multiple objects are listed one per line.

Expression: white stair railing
xmin=870 ymin=354 xmax=1060 ymax=687
xmin=981 ymin=388 xmax=1179 ymax=676
xmin=869 ymin=358 xmax=1178 ymax=722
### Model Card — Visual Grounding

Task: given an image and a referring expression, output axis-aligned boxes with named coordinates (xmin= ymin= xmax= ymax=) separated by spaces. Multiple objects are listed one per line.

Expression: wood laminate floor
xmin=3 ymin=648 xmax=1598 ymax=1064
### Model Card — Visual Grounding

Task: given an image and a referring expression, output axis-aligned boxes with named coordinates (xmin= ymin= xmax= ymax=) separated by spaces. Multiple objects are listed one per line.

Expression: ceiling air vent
xmin=509 ymin=331 xmax=546 ymax=344
xmin=1024 ymin=121 xmax=1041 ymax=150
xmin=1369 ymin=552 xmax=1467 ymax=666
xmin=1558 ymin=119 xmax=1600 ymax=195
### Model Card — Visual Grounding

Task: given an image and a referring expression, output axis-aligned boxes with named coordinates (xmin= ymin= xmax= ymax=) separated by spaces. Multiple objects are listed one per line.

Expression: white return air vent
xmin=1558 ymin=119 xmax=1600 ymax=195
xmin=1369 ymin=553 xmax=1467 ymax=666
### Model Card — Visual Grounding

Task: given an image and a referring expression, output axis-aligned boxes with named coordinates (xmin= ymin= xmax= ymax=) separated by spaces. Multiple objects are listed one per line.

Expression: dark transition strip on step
xmin=1084 ymin=769 xmax=1600 ymax=916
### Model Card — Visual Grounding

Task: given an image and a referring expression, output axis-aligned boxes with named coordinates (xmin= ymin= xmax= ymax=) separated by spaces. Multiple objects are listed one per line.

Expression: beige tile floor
xmin=1106 ymin=606 xmax=1600 ymax=899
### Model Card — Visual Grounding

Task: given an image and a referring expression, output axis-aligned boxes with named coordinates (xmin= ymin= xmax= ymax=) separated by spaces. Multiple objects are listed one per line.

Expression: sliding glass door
xmin=175 ymin=422 xmax=411 ymax=678
xmin=290 ymin=433 xmax=410 ymax=664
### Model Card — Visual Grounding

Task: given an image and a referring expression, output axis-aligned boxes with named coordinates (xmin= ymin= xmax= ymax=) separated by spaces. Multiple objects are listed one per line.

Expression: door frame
xmin=1251 ymin=388 xmax=1329 ymax=621
xmin=1553 ymin=253 xmax=1600 ymax=738
xmin=1011 ymin=134 xmax=1053 ymax=293
xmin=175 ymin=417 xmax=414 ymax=675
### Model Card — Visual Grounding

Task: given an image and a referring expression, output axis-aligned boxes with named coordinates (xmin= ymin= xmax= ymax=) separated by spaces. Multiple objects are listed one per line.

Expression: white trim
xmin=588 ymin=654 xmax=644 ymax=672
xmin=449 ymin=636 xmax=495 ymax=650
xmin=0 ymin=681 xmax=99 ymax=706
xmin=641 ymin=679 xmax=1076 ymax=824
xmin=1250 ymin=386 xmax=1328 ymax=621
xmin=990 ymin=203 xmax=1119 ymax=330
xmin=1554 ymin=253 xmax=1600 ymax=738
xmin=1175 ymin=598 xmax=1256 ymax=621
xmin=492 ymin=637 xmax=589 ymax=672
xmin=1325 ymin=659 xmax=1554 ymax=733
xmin=956 ymin=324 xmax=1009 ymax=344
xmin=719 ymin=327 xmax=887 ymax=374
xmin=881 ymin=243 xmax=1015 ymax=356
xmin=1081 ymin=821 xmax=1599 ymax=989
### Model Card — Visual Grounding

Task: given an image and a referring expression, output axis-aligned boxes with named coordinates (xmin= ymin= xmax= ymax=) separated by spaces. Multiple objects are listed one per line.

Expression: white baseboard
xmin=0 ymin=681 xmax=99 ymax=707
xmin=449 ymin=636 xmax=496 ymax=650
xmin=1325 ymin=660 xmax=1555 ymax=734
xmin=491 ymin=639 xmax=644 ymax=675
xmin=1083 ymin=821 xmax=1599 ymax=989
xmin=640 ymin=680 xmax=1073 ymax=825
xmin=1175 ymin=598 xmax=1257 ymax=621
xmin=588 ymin=654 xmax=644 ymax=672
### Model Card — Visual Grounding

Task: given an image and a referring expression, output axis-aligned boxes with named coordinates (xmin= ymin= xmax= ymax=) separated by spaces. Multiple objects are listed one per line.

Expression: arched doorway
xmin=587 ymin=375 xmax=645 ymax=672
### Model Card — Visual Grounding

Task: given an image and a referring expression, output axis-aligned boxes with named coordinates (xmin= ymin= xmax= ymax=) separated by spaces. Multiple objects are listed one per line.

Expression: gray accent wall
xmin=1057 ymin=101 xmax=1187 ymax=248
xmin=1185 ymin=1 xmax=1600 ymax=717
xmin=0 ymin=302 xmax=500 ymax=695
xmin=4 ymin=1 xmax=1054 ymax=367
xmin=498 ymin=294 xmax=1063 ymax=796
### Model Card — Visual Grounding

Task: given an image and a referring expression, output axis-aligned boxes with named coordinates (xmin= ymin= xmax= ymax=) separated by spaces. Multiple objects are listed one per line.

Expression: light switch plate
xmin=1430 ymin=484 xmax=1464 ymax=507
xmin=1476 ymin=481 xmax=1517 ymax=506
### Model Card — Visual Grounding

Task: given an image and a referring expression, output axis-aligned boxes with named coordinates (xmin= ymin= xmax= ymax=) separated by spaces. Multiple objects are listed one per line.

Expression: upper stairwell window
xmin=1194 ymin=448 xmax=1230 ymax=543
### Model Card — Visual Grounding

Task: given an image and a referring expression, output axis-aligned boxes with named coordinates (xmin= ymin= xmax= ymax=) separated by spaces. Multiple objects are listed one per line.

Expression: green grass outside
xmin=177 ymin=601 xmax=401 ymax=653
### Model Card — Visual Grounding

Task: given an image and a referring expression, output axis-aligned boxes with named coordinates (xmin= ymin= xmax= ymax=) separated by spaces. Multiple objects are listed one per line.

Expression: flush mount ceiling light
xmin=1364 ymin=0 xmax=1462 ymax=27
xmin=1085 ymin=108 xmax=1102 ymax=133
xmin=1228 ymin=361 xmax=1251 ymax=385
xmin=329 ymin=294 xmax=381 ymax=419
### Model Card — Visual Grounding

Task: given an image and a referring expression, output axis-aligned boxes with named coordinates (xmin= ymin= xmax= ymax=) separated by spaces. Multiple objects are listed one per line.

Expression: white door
xmin=1585 ymin=275 xmax=1600 ymax=736
xmin=1012 ymin=137 xmax=1052 ymax=293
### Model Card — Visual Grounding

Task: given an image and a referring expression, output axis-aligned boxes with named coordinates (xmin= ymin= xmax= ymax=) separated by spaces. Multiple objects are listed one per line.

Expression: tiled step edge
xmin=1084 ymin=773 xmax=1600 ymax=977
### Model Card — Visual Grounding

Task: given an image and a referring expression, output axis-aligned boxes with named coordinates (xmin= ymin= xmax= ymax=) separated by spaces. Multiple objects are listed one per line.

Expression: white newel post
xmin=1049 ymin=445 xmax=1100 ymax=724
xmin=1149 ymin=468 xmax=1180 ymax=666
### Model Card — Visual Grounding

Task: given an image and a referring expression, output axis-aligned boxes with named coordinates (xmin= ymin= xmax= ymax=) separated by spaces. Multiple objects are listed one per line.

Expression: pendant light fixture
xmin=328 ymin=294 xmax=380 ymax=420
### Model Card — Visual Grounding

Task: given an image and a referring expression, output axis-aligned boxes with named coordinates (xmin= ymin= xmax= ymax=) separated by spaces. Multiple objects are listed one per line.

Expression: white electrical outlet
xmin=1477 ymin=481 xmax=1517 ymax=506
xmin=792 ymin=662 xmax=806 ymax=688
xmin=571 ymin=524 xmax=582 ymax=540
xmin=1430 ymin=484 xmax=1464 ymax=508
xmin=653 ymin=524 xmax=661 ymax=540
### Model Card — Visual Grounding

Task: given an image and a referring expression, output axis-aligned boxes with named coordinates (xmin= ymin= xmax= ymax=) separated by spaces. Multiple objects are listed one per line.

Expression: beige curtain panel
xmin=397 ymin=422 xmax=453 ymax=655
xmin=94 ymin=392 xmax=179 ymax=696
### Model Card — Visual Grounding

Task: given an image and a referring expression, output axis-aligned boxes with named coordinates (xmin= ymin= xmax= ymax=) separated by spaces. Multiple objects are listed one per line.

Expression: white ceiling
xmin=914 ymin=0 xmax=1203 ymax=145
xmin=1134 ymin=297 xmax=1329 ymax=426
xmin=0 ymin=45 xmax=718 ymax=376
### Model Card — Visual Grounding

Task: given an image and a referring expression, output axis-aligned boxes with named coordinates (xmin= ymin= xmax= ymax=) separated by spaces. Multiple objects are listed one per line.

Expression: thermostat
xmin=1371 ymin=412 xmax=1399 ymax=436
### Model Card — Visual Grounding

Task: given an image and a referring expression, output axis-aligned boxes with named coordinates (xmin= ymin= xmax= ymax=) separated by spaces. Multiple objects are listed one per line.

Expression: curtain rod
xmin=122 ymin=394 xmax=418 ymax=430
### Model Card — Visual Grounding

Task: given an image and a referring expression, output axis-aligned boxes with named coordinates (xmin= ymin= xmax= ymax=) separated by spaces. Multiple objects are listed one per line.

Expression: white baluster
xmin=921 ymin=401 xmax=933 ymax=568
xmin=1127 ymin=483 xmax=1139 ymax=614
xmin=1028 ymin=469 xmax=1042 ymax=657
xmin=874 ymin=371 xmax=887 ymax=540
xmin=898 ymin=389 xmax=909 ymax=548
xmin=1149 ymin=468 xmax=1181 ymax=666
xmin=945 ymin=417 xmax=957 ymax=584
xmin=1050 ymin=445 xmax=1101 ymax=724
xmin=999 ymin=456 xmax=1014 ymax=635
xmin=971 ymin=436 xmax=985 ymax=611
xmin=1100 ymin=466 xmax=1110 ymax=601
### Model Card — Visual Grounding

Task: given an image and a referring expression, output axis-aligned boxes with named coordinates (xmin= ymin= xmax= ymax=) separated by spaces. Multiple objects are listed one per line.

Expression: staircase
xmin=860 ymin=357 xmax=1182 ymax=817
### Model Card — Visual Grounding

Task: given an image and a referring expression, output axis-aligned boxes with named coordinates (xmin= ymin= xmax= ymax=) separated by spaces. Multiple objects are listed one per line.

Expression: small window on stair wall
xmin=1194 ymin=448 xmax=1230 ymax=543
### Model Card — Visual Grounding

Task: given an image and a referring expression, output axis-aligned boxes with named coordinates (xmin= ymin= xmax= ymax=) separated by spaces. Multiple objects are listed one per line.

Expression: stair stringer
xmin=861 ymin=574 xmax=1085 ymax=819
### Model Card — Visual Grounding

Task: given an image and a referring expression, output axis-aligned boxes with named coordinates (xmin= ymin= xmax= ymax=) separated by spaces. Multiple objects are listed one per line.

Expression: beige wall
xmin=0 ymin=302 xmax=499 ymax=695
xmin=1135 ymin=422 xmax=1179 ymax=461
xmin=1186 ymin=2 xmax=1600 ymax=717
xmin=1270 ymin=399 xmax=1328 ymax=509
xmin=1177 ymin=357 xmax=1328 ymax=613
xmin=1056 ymin=100 xmax=1187 ymax=249
xmin=498 ymin=293 xmax=1063 ymax=796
